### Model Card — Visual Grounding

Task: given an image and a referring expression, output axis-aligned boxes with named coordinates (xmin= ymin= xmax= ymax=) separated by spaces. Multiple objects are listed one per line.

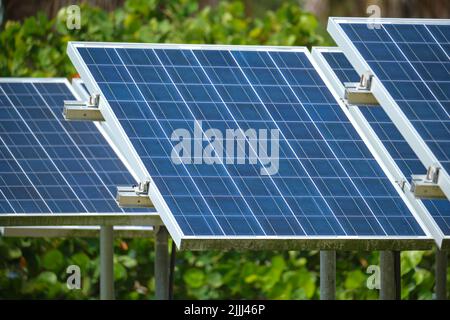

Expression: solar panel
xmin=0 ymin=136 xmax=50 ymax=213
xmin=68 ymin=43 xmax=432 ymax=249
xmin=312 ymin=47 xmax=450 ymax=246
xmin=0 ymin=78 xmax=155 ymax=219
xmin=319 ymin=50 xmax=360 ymax=87
xmin=328 ymin=18 xmax=450 ymax=200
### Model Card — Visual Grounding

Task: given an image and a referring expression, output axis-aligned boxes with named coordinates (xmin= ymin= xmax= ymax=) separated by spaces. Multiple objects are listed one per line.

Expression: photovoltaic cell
xmin=320 ymin=51 xmax=360 ymax=85
xmin=0 ymin=137 xmax=50 ymax=213
xmin=319 ymin=49 xmax=450 ymax=235
xmin=70 ymin=43 xmax=429 ymax=245
xmin=329 ymin=19 xmax=450 ymax=177
xmin=0 ymin=79 xmax=153 ymax=214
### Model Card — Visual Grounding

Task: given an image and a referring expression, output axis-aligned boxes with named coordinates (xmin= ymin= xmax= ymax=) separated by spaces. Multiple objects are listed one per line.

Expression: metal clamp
xmin=116 ymin=180 xmax=154 ymax=208
xmin=410 ymin=164 xmax=446 ymax=199
xmin=63 ymin=93 xmax=105 ymax=121
xmin=344 ymin=71 xmax=378 ymax=105
xmin=397 ymin=179 xmax=407 ymax=192
xmin=358 ymin=71 xmax=373 ymax=90
xmin=426 ymin=164 xmax=440 ymax=184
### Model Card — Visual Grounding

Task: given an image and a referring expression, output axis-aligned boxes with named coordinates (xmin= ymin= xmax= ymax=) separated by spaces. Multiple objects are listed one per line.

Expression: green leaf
xmin=207 ymin=272 xmax=222 ymax=288
xmin=344 ymin=270 xmax=366 ymax=290
xmin=296 ymin=269 xmax=317 ymax=299
xmin=262 ymin=255 xmax=286 ymax=290
xmin=36 ymin=271 xmax=58 ymax=285
xmin=70 ymin=252 xmax=90 ymax=271
xmin=6 ymin=247 xmax=22 ymax=260
xmin=401 ymin=251 xmax=424 ymax=275
xmin=183 ymin=269 xmax=205 ymax=289
xmin=114 ymin=262 xmax=127 ymax=281
xmin=118 ymin=255 xmax=138 ymax=269
xmin=413 ymin=268 xmax=426 ymax=285
xmin=42 ymin=249 xmax=64 ymax=272
xmin=244 ymin=274 xmax=258 ymax=283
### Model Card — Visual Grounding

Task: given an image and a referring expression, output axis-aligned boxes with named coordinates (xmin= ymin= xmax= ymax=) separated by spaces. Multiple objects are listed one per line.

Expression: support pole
xmin=100 ymin=225 xmax=114 ymax=300
xmin=169 ymin=241 xmax=177 ymax=300
xmin=155 ymin=226 xmax=169 ymax=300
xmin=394 ymin=251 xmax=401 ymax=300
xmin=435 ymin=249 xmax=448 ymax=300
xmin=380 ymin=251 xmax=401 ymax=300
xmin=320 ymin=250 xmax=336 ymax=300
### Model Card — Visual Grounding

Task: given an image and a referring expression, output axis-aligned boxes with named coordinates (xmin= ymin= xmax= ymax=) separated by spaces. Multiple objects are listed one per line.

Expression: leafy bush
xmin=0 ymin=0 xmax=327 ymax=77
xmin=0 ymin=0 xmax=444 ymax=300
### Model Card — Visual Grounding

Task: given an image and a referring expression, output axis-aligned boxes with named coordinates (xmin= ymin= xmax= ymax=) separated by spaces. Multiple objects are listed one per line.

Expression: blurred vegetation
xmin=0 ymin=236 xmax=443 ymax=299
xmin=0 ymin=0 xmax=329 ymax=77
xmin=0 ymin=0 xmax=446 ymax=299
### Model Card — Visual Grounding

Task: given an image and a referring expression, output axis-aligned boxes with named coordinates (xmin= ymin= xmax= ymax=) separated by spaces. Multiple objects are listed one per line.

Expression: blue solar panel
xmin=319 ymin=49 xmax=450 ymax=235
xmin=71 ymin=44 xmax=429 ymax=242
xmin=0 ymin=79 xmax=153 ymax=214
xmin=0 ymin=137 xmax=51 ymax=213
xmin=321 ymin=51 xmax=360 ymax=85
xmin=329 ymin=19 xmax=450 ymax=175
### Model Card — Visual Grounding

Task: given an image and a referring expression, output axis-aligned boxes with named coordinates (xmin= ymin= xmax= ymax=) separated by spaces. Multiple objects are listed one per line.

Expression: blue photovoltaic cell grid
xmin=0 ymin=137 xmax=50 ymax=213
xmin=321 ymin=51 xmax=360 ymax=85
xmin=337 ymin=22 xmax=450 ymax=174
xmin=76 ymin=45 xmax=427 ymax=238
xmin=321 ymin=50 xmax=450 ymax=235
xmin=0 ymin=80 xmax=153 ymax=214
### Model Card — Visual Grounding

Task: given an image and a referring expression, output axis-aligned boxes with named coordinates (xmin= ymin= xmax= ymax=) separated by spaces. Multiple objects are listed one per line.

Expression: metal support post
xmin=435 ymin=249 xmax=448 ymax=300
xmin=380 ymin=251 xmax=401 ymax=300
xmin=169 ymin=241 xmax=177 ymax=300
xmin=100 ymin=225 xmax=114 ymax=300
xmin=320 ymin=250 xmax=336 ymax=300
xmin=155 ymin=226 xmax=169 ymax=300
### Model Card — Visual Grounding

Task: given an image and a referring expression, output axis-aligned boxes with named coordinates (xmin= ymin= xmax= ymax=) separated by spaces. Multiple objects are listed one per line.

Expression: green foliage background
xmin=0 ymin=0 xmax=447 ymax=299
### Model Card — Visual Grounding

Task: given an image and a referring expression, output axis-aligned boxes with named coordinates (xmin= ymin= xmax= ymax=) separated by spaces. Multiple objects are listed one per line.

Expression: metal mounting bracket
xmin=411 ymin=164 xmax=446 ymax=199
xmin=344 ymin=71 xmax=378 ymax=105
xmin=63 ymin=93 xmax=105 ymax=121
xmin=116 ymin=180 xmax=154 ymax=208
